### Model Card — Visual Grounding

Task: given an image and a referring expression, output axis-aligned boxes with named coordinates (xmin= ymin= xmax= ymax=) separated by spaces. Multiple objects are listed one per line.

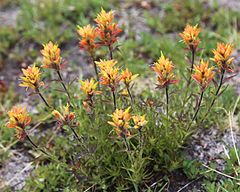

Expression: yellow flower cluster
xmin=108 ymin=108 xmax=148 ymax=138
xmin=212 ymin=43 xmax=235 ymax=72
xmin=80 ymin=78 xmax=102 ymax=113
xmin=19 ymin=65 xmax=44 ymax=91
xmin=96 ymin=59 xmax=121 ymax=91
xmin=132 ymin=115 xmax=148 ymax=130
xmin=40 ymin=41 xmax=61 ymax=70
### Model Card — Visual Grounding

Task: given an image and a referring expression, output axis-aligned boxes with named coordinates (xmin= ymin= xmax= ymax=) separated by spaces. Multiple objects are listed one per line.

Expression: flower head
xmin=120 ymin=68 xmax=138 ymax=87
xmin=121 ymin=88 xmax=129 ymax=96
xmin=95 ymin=8 xmax=122 ymax=46
xmin=6 ymin=106 xmax=31 ymax=140
xmin=95 ymin=8 xmax=114 ymax=26
xmin=108 ymin=107 xmax=131 ymax=138
xmin=179 ymin=24 xmax=201 ymax=51
xmin=19 ymin=65 xmax=44 ymax=91
xmin=80 ymin=78 xmax=101 ymax=98
xmin=52 ymin=104 xmax=75 ymax=124
xmin=211 ymin=43 xmax=235 ymax=72
xmin=77 ymin=25 xmax=99 ymax=53
xmin=96 ymin=59 xmax=120 ymax=91
xmin=132 ymin=115 xmax=147 ymax=129
xmin=96 ymin=59 xmax=117 ymax=71
xmin=152 ymin=52 xmax=178 ymax=88
xmin=40 ymin=41 xmax=61 ymax=70
xmin=192 ymin=60 xmax=215 ymax=91
xmin=83 ymin=100 xmax=93 ymax=114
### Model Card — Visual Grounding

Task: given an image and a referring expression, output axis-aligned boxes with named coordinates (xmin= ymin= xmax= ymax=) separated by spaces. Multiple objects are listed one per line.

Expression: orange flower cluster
xmin=108 ymin=107 xmax=131 ymax=138
xmin=212 ymin=43 xmax=235 ymax=72
xmin=95 ymin=8 xmax=122 ymax=47
xmin=77 ymin=8 xmax=122 ymax=54
xmin=120 ymin=68 xmax=138 ymax=87
xmin=152 ymin=52 xmax=178 ymax=88
xmin=179 ymin=24 xmax=201 ymax=51
xmin=52 ymin=104 xmax=75 ymax=125
xmin=6 ymin=106 xmax=31 ymax=140
xmin=96 ymin=59 xmax=120 ymax=91
xmin=41 ymin=41 xmax=61 ymax=70
xmin=77 ymin=25 xmax=99 ymax=53
xmin=192 ymin=60 xmax=215 ymax=91
xmin=19 ymin=65 xmax=44 ymax=91
xmin=108 ymin=108 xmax=148 ymax=138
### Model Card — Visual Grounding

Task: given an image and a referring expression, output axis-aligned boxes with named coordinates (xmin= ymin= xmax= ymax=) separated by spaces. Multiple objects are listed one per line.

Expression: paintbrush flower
xmin=132 ymin=115 xmax=147 ymax=130
xmin=6 ymin=106 xmax=31 ymax=140
xmin=41 ymin=41 xmax=61 ymax=70
xmin=179 ymin=24 xmax=201 ymax=51
xmin=96 ymin=59 xmax=120 ymax=91
xmin=108 ymin=107 xmax=131 ymax=137
xmin=192 ymin=60 xmax=215 ymax=91
xmin=77 ymin=25 xmax=99 ymax=53
xmin=19 ymin=65 xmax=44 ymax=91
xmin=120 ymin=68 xmax=138 ymax=87
xmin=211 ymin=43 xmax=235 ymax=72
xmin=80 ymin=78 xmax=101 ymax=98
xmin=52 ymin=103 xmax=75 ymax=124
xmin=95 ymin=8 xmax=122 ymax=46
xmin=152 ymin=52 xmax=178 ymax=88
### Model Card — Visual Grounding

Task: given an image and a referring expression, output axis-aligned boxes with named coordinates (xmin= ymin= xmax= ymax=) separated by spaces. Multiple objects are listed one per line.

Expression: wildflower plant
xmin=152 ymin=52 xmax=178 ymax=116
xmin=5 ymin=9 xmax=238 ymax=191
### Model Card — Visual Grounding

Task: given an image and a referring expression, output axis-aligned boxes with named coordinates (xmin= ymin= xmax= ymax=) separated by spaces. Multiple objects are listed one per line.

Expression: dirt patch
xmin=0 ymin=7 xmax=19 ymax=27
xmin=0 ymin=150 xmax=33 ymax=191
xmin=217 ymin=0 xmax=240 ymax=11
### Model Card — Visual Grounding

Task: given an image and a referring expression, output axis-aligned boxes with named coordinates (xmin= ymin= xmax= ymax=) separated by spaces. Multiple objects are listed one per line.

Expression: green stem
xmin=187 ymin=90 xmax=204 ymax=131
xmin=181 ymin=49 xmax=195 ymax=112
xmin=36 ymin=88 xmax=51 ymax=108
xmin=187 ymin=49 xmax=195 ymax=86
xmin=69 ymin=125 xmax=89 ymax=153
xmin=112 ymin=90 xmax=116 ymax=110
xmin=26 ymin=135 xmax=50 ymax=157
xmin=123 ymin=135 xmax=130 ymax=151
xmin=209 ymin=69 xmax=225 ymax=112
xmin=90 ymin=53 xmax=99 ymax=82
xmin=57 ymin=70 xmax=71 ymax=102
xmin=108 ymin=45 xmax=113 ymax=60
xmin=127 ymin=86 xmax=134 ymax=105
xmin=166 ymin=86 xmax=169 ymax=117
xmin=192 ymin=91 xmax=204 ymax=122
xmin=139 ymin=128 xmax=143 ymax=148
xmin=69 ymin=126 xmax=81 ymax=143
xmin=200 ymin=69 xmax=225 ymax=123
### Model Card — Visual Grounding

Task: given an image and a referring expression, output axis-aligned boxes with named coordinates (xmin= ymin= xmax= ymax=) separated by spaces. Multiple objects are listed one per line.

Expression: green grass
xmin=17 ymin=0 xmax=111 ymax=44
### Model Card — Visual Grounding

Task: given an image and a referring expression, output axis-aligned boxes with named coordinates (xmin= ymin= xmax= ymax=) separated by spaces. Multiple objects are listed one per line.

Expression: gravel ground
xmin=0 ymin=150 xmax=33 ymax=191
